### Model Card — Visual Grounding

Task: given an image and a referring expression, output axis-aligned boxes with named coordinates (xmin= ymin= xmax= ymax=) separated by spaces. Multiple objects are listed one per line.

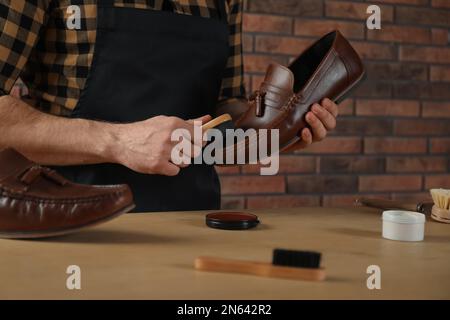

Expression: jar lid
xmin=206 ymin=212 xmax=260 ymax=230
xmin=382 ymin=210 xmax=426 ymax=224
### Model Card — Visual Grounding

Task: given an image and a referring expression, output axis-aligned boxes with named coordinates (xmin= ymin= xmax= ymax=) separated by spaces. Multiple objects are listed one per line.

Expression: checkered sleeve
xmin=218 ymin=0 xmax=246 ymax=102
xmin=0 ymin=0 xmax=50 ymax=96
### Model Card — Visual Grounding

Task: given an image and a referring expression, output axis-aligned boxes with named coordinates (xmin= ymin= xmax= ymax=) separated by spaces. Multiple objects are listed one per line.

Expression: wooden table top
xmin=1 ymin=207 xmax=449 ymax=300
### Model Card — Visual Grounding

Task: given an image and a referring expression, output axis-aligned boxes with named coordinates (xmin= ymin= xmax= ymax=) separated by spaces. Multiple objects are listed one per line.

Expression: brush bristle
xmin=214 ymin=121 xmax=236 ymax=134
xmin=430 ymin=188 xmax=450 ymax=210
xmin=207 ymin=120 xmax=238 ymax=148
xmin=272 ymin=249 xmax=321 ymax=269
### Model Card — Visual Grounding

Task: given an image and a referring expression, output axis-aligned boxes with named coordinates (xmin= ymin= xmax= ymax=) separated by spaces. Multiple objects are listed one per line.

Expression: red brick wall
xmin=219 ymin=0 xmax=450 ymax=209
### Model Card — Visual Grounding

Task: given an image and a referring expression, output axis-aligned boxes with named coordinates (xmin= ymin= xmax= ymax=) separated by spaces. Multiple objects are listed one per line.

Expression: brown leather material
xmin=0 ymin=148 xmax=135 ymax=238
xmin=233 ymin=30 xmax=365 ymax=155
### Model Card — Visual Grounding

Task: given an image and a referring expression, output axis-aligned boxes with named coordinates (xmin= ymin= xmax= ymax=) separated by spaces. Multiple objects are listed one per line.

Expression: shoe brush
xmin=195 ymin=249 xmax=326 ymax=281
xmin=202 ymin=113 xmax=235 ymax=134
xmin=430 ymin=188 xmax=450 ymax=224
xmin=201 ymin=113 xmax=238 ymax=149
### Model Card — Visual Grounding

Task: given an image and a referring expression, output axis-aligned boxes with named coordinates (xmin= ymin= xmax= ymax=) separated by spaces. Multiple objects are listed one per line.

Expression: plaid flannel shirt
xmin=0 ymin=0 xmax=245 ymax=116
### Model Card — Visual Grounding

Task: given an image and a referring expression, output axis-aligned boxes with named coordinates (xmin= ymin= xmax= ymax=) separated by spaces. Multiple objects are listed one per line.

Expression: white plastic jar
xmin=382 ymin=210 xmax=425 ymax=242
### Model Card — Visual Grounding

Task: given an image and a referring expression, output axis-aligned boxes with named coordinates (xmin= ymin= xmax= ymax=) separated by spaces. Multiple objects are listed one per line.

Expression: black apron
xmin=57 ymin=0 xmax=229 ymax=212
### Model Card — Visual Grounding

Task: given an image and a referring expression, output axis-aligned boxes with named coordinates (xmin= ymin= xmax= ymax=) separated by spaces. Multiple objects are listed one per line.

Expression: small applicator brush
xmin=195 ymin=249 xmax=326 ymax=281
xmin=202 ymin=114 xmax=237 ymax=148
xmin=202 ymin=114 xmax=235 ymax=132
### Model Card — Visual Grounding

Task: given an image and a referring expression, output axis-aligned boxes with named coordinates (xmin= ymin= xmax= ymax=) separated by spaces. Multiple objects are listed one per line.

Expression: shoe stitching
xmin=0 ymin=187 xmax=127 ymax=204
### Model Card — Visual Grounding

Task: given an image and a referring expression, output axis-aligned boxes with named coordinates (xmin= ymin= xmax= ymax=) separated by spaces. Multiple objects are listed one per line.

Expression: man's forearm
xmin=0 ymin=95 xmax=117 ymax=166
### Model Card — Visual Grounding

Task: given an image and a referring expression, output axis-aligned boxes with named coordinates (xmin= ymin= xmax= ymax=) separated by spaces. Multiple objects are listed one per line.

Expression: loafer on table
xmin=0 ymin=148 xmax=135 ymax=239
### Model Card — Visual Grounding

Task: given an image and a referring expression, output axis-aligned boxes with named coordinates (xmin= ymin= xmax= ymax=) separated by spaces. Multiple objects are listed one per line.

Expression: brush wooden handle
xmin=356 ymin=198 xmax=435 ymax=215
xmin=356 ymin=197 xmax=419 ymax=212
xmin=202 ymin=114 xmax=232 ymax=131
xmin=195 ymin=256 xmax=326 ymax=281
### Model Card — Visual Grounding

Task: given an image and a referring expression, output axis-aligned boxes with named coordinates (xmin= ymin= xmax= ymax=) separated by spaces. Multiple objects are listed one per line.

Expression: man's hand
xmin=0 ymin=94 xmax=213 ymax=177
xmin=284 ymin=98 xmax=338 ymax=152
xmin=111 ymin=115 xmax=211 ymax=176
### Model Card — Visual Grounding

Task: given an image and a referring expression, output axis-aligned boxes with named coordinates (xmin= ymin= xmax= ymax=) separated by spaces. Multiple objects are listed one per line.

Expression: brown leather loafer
xmin=228 ymin=30 xmax=365 ymax=159
xmin=0 ymin=148 xmax=135 ymax=239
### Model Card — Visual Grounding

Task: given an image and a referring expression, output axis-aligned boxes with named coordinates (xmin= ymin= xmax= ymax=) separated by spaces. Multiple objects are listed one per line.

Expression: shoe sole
xmin=0 ymin=203 xmax=136 ymax=239
xmin=280 ymin=71 xmax=367 ymax=153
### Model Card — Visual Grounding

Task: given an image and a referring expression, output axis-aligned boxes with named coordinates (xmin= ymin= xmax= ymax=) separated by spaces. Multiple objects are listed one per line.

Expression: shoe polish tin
xmin=206 ymin=212 xmax=260 ymax=230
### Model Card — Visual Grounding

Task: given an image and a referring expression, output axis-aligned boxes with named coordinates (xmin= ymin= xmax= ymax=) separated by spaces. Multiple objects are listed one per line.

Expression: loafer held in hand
xmin=0 ymin=148 xmax=135 ymax=239
xmin=230 ymin=30 xmax=365 ymax=159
